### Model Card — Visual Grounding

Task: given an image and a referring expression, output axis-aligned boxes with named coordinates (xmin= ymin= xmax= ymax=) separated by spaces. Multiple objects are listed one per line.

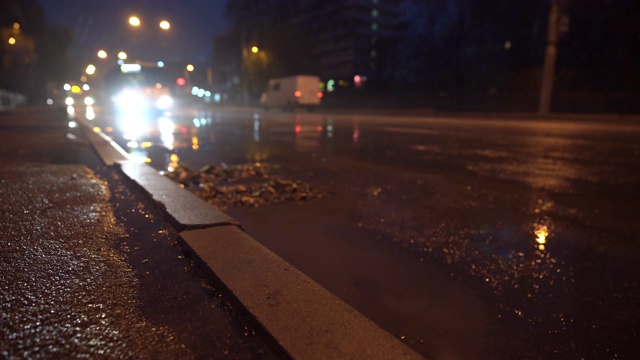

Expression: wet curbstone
xmin=178 ymin=226 xmax=423 ymax=360
xmin=118 ymin=160 xmax=239 ymax=230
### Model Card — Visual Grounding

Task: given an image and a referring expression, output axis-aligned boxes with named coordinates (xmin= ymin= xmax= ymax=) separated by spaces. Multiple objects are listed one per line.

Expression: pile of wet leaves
xmin=164 ymin=162 xmax=324 ymax=210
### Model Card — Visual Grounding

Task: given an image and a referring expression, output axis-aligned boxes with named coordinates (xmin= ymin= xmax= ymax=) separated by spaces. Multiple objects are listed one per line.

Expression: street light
xmin=97 ymin=50 xmax=107 ymax=59
xmin=159 ymin=20 xmax=170 ymax=30
xmin=118 ymin=51 xmax=127 ymax=60
xmin=183 ymin=64 xmax=194 ymax=90
xmin=86 ymin=64 xmax=96 ymax=75
xmin=129 ymin=16 xmax=141 ymax=27
xmin=251 ymin=46 xmax=259 ymax=54
xmin=8 ymin=23 xmax=19 ymax=46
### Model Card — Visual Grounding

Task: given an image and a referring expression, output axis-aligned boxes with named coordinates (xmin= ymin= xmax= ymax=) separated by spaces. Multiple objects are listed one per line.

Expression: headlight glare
xmin=156 ymin=95 xmax=173 ymax=110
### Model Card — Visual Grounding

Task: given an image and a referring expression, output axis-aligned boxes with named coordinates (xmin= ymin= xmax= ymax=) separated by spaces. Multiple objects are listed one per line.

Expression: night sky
xmin=40 ymin=0 xmax=230 ymax=63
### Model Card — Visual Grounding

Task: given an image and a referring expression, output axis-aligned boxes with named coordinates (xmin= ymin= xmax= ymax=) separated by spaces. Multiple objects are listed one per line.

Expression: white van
xmin=260 ymin=75 xmax=323 ymax=109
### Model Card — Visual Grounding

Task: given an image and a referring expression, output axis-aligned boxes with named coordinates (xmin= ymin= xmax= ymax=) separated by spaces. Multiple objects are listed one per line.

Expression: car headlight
xmin=84 ymin=96 xmax=95 ymax=106
xmin=115 ymin=90 xmax=147 ymax=111
xmin=65 ymin=97 xmax=74 ymax=106
xmin=156 ymin=95 xmax=173 ymax=110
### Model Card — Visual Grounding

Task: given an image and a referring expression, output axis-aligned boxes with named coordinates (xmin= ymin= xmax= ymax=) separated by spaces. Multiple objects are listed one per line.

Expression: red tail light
xmin=317 ymin=92 xmax=324 ymax=98
xmin=294 ymin=90 xmax=301 ymax=98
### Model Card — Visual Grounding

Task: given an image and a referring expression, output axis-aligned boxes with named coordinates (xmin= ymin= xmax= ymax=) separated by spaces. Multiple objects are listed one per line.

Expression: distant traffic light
xmin=176 ymin=77 xmax=186 ymax=86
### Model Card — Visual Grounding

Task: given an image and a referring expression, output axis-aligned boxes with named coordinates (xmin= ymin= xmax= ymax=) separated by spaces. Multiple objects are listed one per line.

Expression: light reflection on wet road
xmin=135 ymin=108 xmax=640 ymax=358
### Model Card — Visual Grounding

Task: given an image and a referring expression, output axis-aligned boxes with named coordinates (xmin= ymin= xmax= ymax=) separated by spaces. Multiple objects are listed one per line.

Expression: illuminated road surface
xmin=106 ymin=106 xmax=640 ymax=359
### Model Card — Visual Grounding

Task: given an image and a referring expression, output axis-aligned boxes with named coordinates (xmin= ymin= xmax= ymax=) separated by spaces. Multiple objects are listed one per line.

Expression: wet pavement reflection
xmin=99 ymin=106 xmax=640 ymax=358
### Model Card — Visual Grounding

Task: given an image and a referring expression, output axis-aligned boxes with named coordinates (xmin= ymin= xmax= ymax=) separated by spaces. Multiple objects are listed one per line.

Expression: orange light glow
xmin=159 ymin=20 xmax=170 ymax=30
xmin=535 ymin=225 xmax=548 ymax=244
xmin=294 ymin=91 xmax=301 ymax=98
xmin=129 ymin=16 xmax=141 ymax=27
xmin=534 ymin=224 xmax=548 ymax=251
xmin=295 ymin=125 xmax=301 ymax=133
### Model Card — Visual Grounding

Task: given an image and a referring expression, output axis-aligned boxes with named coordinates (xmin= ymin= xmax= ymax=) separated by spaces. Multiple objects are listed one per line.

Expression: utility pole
xmin=539 ymin=0 xmax=560 ymax=115
xmin=240 ymin=27 xmax=249 ymax=107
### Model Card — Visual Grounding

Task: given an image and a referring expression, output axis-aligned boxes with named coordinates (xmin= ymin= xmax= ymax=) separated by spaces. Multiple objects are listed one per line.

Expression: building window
xmin=370 ymin=50 xmax=377 ymax=58
xmin=372 ymin=9 xmax=379 ymax=17
xmin=371 ymin=22 xmax=378 ymax=31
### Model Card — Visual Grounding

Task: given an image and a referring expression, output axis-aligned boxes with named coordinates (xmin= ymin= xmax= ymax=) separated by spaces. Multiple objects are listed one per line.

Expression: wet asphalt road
xmin=0 ymin=110 xmax=276 ymax=359
xmin=149 ymin=108 xmax=640 ymax=359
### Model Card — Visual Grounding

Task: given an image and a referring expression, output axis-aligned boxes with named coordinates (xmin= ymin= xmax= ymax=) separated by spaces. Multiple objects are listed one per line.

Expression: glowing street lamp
xmin=118 ymin=51 xmax=128 ymax=60
xmin=186 ymin=64 xmax=194 ymax=72
xmin=97 ymin=50 xmax=107 ymax=59
xmin=159 ymin=20 xmax=170 ymax=30
xmin=251 ymin=46 xmax=259 ymax=54
xmin=85 ymin=64 xmax=96 ymax=75
xmin=129 ymin=16 xmax=141 ymax=27
xmin=8 ymin=37 xmax=16 ymax=45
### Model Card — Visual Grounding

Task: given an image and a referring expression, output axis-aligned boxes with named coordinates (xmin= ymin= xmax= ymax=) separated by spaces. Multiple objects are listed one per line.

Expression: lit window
xmin=371 ymin=23 xmax=378 ymax=31
xmin=372 ymin=9 xmax=379 ymax=17
xmin=370 ymin=50 xmax=377 ymax=58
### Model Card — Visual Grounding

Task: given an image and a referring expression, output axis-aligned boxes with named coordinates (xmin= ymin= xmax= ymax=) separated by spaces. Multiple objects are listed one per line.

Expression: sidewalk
xmin=0 ymin=108 xmax=421 ymax=359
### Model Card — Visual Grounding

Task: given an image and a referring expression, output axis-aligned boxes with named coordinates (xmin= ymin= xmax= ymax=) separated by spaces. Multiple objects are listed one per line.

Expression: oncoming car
xmin=108 ymin=62 xmax=173 ymax=115
xmin=104 ymin=62 xmax=175 ymax=141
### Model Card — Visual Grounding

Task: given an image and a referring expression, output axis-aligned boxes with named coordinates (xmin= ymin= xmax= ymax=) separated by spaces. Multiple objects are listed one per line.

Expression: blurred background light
xmin=129 ymin=16 xmax=141 ymax=27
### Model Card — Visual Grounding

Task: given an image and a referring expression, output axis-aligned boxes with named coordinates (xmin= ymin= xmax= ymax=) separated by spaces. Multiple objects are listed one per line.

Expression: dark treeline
xmin=1 ymin=0 xmax=71 ymax=101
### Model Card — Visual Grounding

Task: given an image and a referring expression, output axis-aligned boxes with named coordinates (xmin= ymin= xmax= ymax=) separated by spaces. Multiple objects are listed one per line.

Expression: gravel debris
xmin=164 ymin=162 xmax=324 ymax=210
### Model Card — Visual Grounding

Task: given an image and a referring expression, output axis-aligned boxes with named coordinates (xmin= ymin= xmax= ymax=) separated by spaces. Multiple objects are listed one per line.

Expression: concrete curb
xmin=81 ymin=127 xmax=129 ymax=166
xmin=179 ymin=226 xmax=421 ymax=360
xmin=117 ymin=160 xmax=239 ymax=230
xmin=80 ymin=123 xmax=423 ymax=359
